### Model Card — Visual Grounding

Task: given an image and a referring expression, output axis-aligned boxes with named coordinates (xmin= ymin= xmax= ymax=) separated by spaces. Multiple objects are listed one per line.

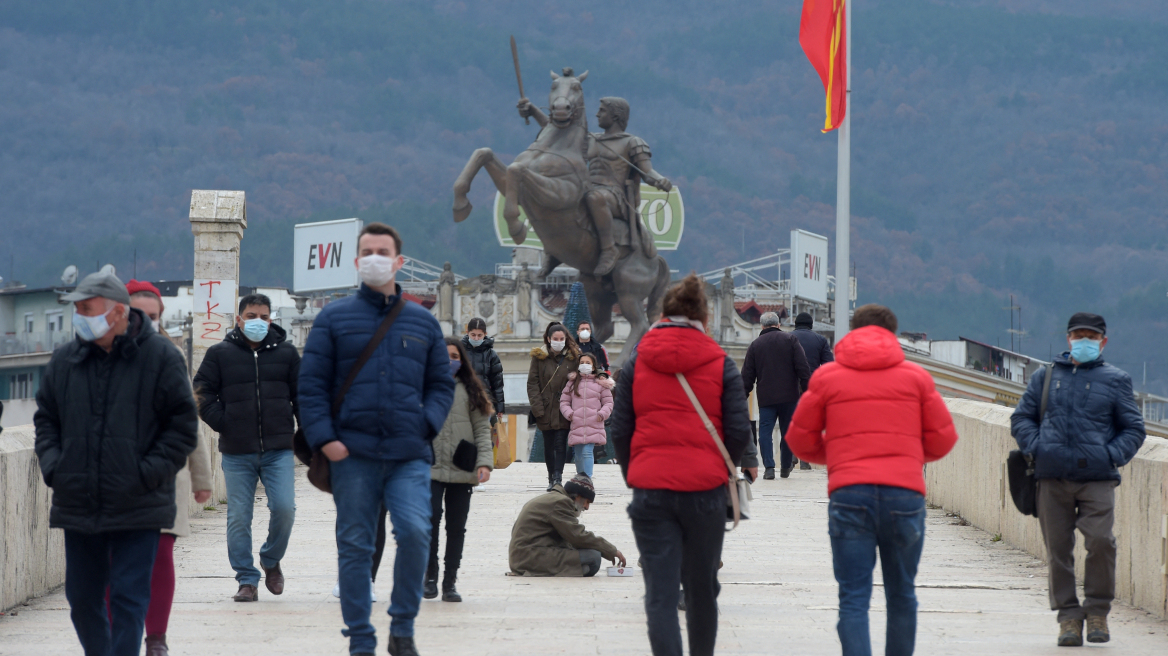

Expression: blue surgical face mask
xmin=449 ymin=359 xmax=462 ymax=377
xmin=73 ymin=307 xmax=113 ymax=342
xmin=242 ymin=318 xmax=269 ymax=342
xmin=468 ymin=337 xmax=484 ymax=348
xmin=1069 ymin=338 xmax=1102 ymax=364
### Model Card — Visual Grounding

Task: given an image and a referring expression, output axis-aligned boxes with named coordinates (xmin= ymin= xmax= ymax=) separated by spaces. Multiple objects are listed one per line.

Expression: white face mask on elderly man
xmin=73 ymin=306 xmax=116 ymax=341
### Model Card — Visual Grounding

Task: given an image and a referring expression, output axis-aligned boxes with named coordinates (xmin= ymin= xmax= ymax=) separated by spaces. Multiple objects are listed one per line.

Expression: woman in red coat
xmin=611 ymin=274 xmax=754 ymax=656
xmin=786 ymin=304 xmax=958 ymax=656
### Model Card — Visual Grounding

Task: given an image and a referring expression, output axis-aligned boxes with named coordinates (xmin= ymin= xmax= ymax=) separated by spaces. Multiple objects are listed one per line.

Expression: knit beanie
xmin=126 ymin=279 xmax=162 ymax=300
xmin=795 ymin=312 xmax=814 ymax=328
xmin=562 ymin=473 xmax=596 ymax=502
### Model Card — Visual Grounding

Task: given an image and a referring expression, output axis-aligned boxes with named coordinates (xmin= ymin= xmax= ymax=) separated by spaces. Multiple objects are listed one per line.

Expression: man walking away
xmin=1010 ymin=312 xmax=1145 ymax=647
xmin=741 ymin=311 xmax=811 ymax=479
xmin=193 ymin=293 xmax=300 ymax=602
xmin=508 ymin=474 xmax=626 ymax=577
xmin=791 ymin=312 xmax=833 ymax=470
xmin=300 ymin=222 xmax=455 ymax=656
xmin=34 ymin=270 xmax=198 ymax=656
xmin=786 ymin=304 xmax=958 ymax=656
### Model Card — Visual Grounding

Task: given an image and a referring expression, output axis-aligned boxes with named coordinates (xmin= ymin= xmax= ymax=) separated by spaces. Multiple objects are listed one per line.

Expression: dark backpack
xmin=1007 ymin=364 xmax=1052 ymax=517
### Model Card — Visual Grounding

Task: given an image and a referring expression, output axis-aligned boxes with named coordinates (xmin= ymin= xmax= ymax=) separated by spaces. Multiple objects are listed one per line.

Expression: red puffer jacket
xmin=611 ymin=322 xmax=753 ymax=492
xmin=786 ymin=326 xmax=958 ymax=495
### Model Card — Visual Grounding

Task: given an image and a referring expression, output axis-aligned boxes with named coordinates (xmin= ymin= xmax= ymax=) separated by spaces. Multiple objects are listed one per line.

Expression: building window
xmin=11 ymin=373 xmax=32 ymax=399
xmin=46 ymin=312 xmax=64 ymax=333
xmin=24 ymin=313 xmax=34 ymax=333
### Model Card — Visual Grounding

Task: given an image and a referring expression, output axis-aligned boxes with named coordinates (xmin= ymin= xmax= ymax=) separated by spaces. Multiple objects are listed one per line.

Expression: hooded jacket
xmin=299 ymin=284 xmax=456 ymax=462
xmin=742 ymin=326 xmax=812 ymax=407
xmin=33 ymin=308 xmax=198 ymax=533
xmin=431 ymin=380 xmax=494 ymax=485
xmin=785 ymin=326 xmax=958 ymax=495
xmin=1011 ymin=353 xmax=1145 ymax=482
xmin=193 ymin=323 xmax=301 ymax=454
xmin=560 ymin=372 xmax=615 ymax=446
xmin=610 ymin=321 xmax=753 ymax=492
xmin=461 ymin=334 xmax=505 ymax=415
xmin=527 ymin=345 xmax=578 ymax=431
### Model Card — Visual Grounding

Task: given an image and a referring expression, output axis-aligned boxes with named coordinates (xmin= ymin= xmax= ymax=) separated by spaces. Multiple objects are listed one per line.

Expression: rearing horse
xmin=452 ymin=68 xmax=671 ymax=367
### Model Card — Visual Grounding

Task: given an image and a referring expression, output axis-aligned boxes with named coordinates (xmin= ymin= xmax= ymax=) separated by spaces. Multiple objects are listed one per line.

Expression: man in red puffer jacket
xmin=786 ymin=304 xmax=957 ymax=656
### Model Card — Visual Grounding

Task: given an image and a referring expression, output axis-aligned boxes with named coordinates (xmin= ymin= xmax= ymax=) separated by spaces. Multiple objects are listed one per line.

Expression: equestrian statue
xmin=452 ymin=63 xmax=673 ymax=367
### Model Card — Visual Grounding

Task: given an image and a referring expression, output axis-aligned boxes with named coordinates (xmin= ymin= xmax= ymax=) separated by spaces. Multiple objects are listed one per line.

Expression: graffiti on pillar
xmin=194 ymin=278 xmax=237 ymax=346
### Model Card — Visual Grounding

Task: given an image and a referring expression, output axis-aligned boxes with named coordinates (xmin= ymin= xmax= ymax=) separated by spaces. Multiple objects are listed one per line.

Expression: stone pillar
xmin=189 ymin=190 xmax=246 ymax=505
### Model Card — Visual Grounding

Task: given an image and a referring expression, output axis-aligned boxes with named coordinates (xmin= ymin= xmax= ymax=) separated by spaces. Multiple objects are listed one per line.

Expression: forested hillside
xmin=1 ymin=0 xmax=1165 ymax=390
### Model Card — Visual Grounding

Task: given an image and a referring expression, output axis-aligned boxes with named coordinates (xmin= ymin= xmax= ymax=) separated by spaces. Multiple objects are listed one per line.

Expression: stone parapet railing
xmin=930 ymin=399 xmax=1168 ymax=620
xmin=0 ymin=425 xmax=64 ymax=611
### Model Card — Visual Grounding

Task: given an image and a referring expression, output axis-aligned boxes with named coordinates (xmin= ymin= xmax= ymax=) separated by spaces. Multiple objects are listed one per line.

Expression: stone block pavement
xmin=1 ymin=462 xmax=1166 ymax=654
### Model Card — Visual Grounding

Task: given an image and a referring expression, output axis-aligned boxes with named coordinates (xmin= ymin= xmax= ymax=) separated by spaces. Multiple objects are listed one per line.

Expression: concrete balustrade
xmin=931 ymin=399 xmax=1168 ymax=620
xmin=0 ymin=426 xmax=63 ymax=611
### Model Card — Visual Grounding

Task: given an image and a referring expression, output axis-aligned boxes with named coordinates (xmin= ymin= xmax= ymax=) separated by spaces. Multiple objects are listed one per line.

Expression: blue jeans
xmin=829 ymin=485 xmax=927 ymax=656
xmin=573 ymin=443 xmax=595 ymax=478
xmin=222 ymin=449 xmax=297 ymax=586
xmin=331 ymin=455 xmax=432 ymax=653
xmin=65 ymin=529 xmax=160 ymax=656
xmin=758 ymin=402 xmax=797 ymax=470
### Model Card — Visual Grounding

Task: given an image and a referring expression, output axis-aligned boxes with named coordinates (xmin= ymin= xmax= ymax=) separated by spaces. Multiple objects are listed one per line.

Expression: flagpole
xmin=833 ymin=0 xmax=852 ymax=343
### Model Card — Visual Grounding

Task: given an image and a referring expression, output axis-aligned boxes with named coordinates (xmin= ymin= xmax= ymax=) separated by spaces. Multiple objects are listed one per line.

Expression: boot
xmin=593 ymin=247 xmax=618 ymax=276
xmin=1057 ymin=618 xmax=1083 ymax=647
xmin=388 ymin=635 xmax=420 ymax=656
xmin=144 ymin=634 xmax=168 ymax=656
xmin=441 ymin=570 xmax=462 ymax=602
xmin=1086 ymin=615 xmax=1109 ymax=643
xmin=546 ymin=475 xmax=556 ymax=492
xmin=423 ymin=564 xmax=439 ymax=600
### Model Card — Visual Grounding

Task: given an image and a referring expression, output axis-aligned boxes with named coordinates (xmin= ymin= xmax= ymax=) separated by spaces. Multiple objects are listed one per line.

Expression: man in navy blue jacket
xmin=1010 ymin=312 xmax=1145 ymax=647
xmin=300 ymin=223 xmax=455 ymax=656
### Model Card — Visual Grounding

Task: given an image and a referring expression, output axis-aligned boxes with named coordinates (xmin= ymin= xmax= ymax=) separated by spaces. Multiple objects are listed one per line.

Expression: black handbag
xmin=452 ymin=439 xmax=478 ymax=472
xmin=1007 ymin=364 xmax=1052 ymax=517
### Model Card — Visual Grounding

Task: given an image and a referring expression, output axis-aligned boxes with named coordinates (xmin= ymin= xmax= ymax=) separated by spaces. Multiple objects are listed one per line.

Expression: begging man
xmin=508 ymin=473 xmax=626 ymax=577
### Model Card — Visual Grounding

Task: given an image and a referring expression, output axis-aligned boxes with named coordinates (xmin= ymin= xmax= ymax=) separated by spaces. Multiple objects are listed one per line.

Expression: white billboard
xmin=293 ymin=218 xmax=362 ymax=293
xmin=790 ymin=229 xmax=829 ymax=305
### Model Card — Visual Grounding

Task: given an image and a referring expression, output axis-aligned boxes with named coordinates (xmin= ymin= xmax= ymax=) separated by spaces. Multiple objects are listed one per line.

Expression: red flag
xmin=800 ymin=0 xmax=847 ymax=132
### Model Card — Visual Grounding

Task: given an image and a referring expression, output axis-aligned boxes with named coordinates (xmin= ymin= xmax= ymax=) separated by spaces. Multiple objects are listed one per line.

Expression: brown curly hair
xmin=662 ymin=273 xmax=708 ymax=324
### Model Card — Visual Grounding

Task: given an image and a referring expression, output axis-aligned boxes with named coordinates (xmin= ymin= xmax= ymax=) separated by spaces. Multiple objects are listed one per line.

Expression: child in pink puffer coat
xmin=559 ymin=353 xmax=614 ymax=478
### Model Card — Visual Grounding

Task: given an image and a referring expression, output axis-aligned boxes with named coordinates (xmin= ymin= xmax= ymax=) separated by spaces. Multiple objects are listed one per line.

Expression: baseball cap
xmin=61 ymin=271 xmax=132 ymax=305
xmin=1066 ymin=312 xmax=1106 ymax=336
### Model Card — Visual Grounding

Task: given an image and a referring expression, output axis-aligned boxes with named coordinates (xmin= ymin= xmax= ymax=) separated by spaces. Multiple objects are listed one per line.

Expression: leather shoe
xmin=233 ymin=584 xmax=259 ymax=602
xmin=144 ymin=634 xmax=168 ymax=656
xmin=780 ymin=467 xmax=792 ymax=478
xmin=763 ymin=467 xmax=775 ymax=480
xmin=388 ymin=635 xmax=420 ymax=656
xmin=262 ymin=563 xmax=284 ymax=595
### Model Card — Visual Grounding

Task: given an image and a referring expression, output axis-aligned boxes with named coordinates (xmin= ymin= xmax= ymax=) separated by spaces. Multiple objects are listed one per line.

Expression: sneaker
xmin=763 ymin=468 xmax=775 ymax=480
xmin=331 ymin=581 xmax=340 ymax=598
xmin=1057 ymin=618 xmax=1083 ymax=647
xmin=1086 ymin=616 xmax=1109 ymax=643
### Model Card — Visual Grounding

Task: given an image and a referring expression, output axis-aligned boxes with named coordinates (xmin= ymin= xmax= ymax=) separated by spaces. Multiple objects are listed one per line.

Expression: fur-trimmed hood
xmin=566 ymin=371 xmax=615 ymax=389
xmin=530 ymin=345 xmax=578 ymax=360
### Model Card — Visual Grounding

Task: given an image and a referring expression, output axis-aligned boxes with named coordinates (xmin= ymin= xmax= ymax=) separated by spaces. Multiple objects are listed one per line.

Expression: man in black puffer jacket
xmin=34 ymin=271 xmax=197 ymax=656
xmin=194 ymin=293 xmax=300 ymax=602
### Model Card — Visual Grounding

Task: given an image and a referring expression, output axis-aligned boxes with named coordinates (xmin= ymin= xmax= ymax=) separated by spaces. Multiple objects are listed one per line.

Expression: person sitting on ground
xmin=508 ymin=473 xmax=625 ymax=577
xmin=559 ymin=353 xmax=614 ymax=478
xmin=785 ymin=304 xmax=958 ymax=656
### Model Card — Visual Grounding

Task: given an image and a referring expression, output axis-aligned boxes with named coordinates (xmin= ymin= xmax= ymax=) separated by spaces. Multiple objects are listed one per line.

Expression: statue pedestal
xmin=440 ymin=320 xmax=453 ymax=336
xmin=516 ymin=321 xmax=531 ymax=338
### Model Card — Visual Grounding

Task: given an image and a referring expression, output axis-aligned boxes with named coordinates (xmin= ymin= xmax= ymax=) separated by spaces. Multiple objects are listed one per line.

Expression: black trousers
xmin=429 ymin=480 xmax=474 ymax=573
xmin=628 ymin=487 xmax=726 ymax=656
xmin=542 ymin=428 xmax=569 ymax=479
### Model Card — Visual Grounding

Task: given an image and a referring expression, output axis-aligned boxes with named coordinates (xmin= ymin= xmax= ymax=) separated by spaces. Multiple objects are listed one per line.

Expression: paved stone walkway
xmin=2 ymin=463 xmax=1166 ymax=655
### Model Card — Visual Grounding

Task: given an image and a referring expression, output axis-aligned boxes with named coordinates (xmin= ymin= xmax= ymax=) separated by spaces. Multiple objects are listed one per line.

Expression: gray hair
xmin=760 ymin=312 xmax=780 ymax=327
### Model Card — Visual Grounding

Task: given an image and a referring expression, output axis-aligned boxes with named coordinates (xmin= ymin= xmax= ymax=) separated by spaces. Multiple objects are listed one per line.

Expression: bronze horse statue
xmin=452 ymin=68 xmax=671 ymax=366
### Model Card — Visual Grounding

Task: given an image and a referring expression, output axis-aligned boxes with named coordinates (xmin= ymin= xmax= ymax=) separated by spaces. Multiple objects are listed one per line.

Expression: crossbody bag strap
xmin=675 ymin=372 xmax=741 ymax=527
xmin=332 ymin=299 xmax=407 ymax=417
xmin=1039 ymin=363 xmax=1053 ymax=423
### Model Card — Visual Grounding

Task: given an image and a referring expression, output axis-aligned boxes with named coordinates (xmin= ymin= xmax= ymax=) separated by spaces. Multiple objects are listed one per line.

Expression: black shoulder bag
xmin=294 ymin=299 xmax=406 ymax=493
xmin=1007 ymin=364 xmax=1052 ymax=517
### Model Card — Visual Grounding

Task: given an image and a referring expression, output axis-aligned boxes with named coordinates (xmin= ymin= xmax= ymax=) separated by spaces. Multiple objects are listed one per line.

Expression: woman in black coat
xmin=460 ymin=317 xmax=505 ymax=423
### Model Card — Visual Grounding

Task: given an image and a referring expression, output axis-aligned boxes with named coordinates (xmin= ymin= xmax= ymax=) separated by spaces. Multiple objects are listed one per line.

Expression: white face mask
xmin=578 ymin=363 xmax=593 ymax=375
xmin=151 ymin=319 xmax=161 ymax=333
xmin=578 ymin=330 xmax=591 ymax=341
xmin=550 ymin=339 xmax=566 ymax=352
xmin=358 ymin=254 xmax=399 ymax=287
xmin=73 ymin=307 xmax=114 ymax=341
